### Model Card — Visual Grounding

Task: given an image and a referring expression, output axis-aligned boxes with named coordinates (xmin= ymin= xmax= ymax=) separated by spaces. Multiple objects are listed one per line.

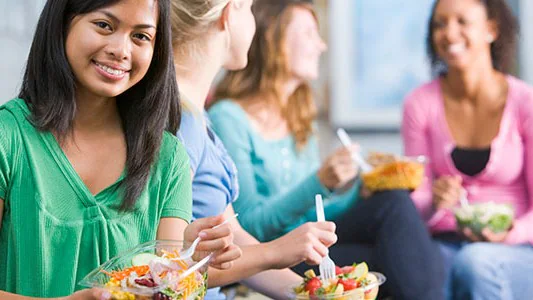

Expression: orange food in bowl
xmin=361 ymin=160 xmax=424 ymax=192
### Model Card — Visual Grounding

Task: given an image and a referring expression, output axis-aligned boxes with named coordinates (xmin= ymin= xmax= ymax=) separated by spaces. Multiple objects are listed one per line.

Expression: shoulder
xmin=177 ymin=110 xmax=207 ymax=148
xmin=507 ymin=76 xmax=533 ymax=108
xmin=158 ymin=132 xmax=189 ymax=171
xmin=177 ymin=110 xmax=208 ymax=172
xmin=0 ymin=98 xmax=30 ymax=141
xmin=208 ymin=99 xmax=248 ymax=124
xmin=505 ymin=76 xmax=533 ymax=130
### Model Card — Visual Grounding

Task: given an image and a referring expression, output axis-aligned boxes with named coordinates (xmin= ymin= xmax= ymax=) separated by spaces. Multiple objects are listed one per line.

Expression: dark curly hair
xmin=426 ymin=0 xmax=519 ymax=75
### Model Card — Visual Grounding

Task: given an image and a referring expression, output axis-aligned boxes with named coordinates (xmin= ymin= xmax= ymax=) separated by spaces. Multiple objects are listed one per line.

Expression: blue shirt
xmin=177 ymin=109 xmax=239 ymax=300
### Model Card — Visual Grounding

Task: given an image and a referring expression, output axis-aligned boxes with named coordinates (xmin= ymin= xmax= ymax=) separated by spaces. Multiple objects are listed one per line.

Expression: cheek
xmin=131 ymin=48 xmax=154 ymax=80
xmin=66 ymin=31 xmax=94 ymax=71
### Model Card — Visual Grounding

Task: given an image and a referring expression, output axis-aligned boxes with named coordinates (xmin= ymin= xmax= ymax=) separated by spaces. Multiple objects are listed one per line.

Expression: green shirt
xmin=0 ymin=99 xmax=192 ymax=297
xmin=208 ymin=100 xmax=359 ymax=242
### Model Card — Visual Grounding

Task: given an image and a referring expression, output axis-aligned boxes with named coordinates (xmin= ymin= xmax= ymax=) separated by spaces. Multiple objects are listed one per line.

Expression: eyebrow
xmin=99 ymin=10 xmax=156 ymax=30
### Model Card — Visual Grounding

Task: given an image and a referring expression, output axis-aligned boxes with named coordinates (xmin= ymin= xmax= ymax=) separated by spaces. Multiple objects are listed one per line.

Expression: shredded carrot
xmin=101 ymin=265 xmax=150 ymax=281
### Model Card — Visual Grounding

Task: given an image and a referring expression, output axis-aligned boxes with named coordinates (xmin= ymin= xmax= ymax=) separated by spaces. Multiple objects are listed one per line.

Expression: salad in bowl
xmin=291 ymin=262 xmax=386 ymax=300
xmin=79 ymin=240 xmax=208 ymax=300
xmin=455 ymin=202 xmax=514 ymax=235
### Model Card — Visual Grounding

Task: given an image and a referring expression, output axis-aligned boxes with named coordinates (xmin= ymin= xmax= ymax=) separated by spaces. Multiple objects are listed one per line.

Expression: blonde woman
xmin=170 ymin=0 xmax=337 ymax=299
xmin=209 ymin=0 xmax=446 ymax=299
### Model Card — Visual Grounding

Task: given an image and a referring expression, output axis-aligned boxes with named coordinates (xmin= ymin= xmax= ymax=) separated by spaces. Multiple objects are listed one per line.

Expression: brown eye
xmin=133 ymin=33 xmax=151 ymax=42
xmin=94 ymin=21 xmax=112 ymax=31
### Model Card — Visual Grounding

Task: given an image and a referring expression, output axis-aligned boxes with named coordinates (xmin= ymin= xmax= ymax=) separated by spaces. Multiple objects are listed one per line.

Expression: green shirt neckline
xmin=15 ymin=99 xmax=125 ymax=206
xmin=40 ymin=131 xmax=125 ymax=206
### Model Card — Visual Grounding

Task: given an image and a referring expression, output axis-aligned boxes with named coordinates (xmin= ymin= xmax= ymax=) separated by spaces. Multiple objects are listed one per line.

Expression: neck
xmin=73 ymin=88 xmax=121 ymax=133
xmin=279 ymin=77 xmax=302 ymax=106
xmin=444 ymin=53 xmax=501 ymax=103
xmin=174 ymin=42 xmax=224 ymax=111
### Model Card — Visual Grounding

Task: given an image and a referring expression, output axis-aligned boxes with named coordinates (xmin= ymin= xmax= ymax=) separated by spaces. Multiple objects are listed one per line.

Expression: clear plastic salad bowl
xmin=79 ymin=240 xmax=209 ymax=300
xmin=362 ymin=152 xmax=427 ymax=192
xmin=289 ymin=263 xmax=386 ymax=300
xmin=455 ymin=202 xmax=514 ymax=235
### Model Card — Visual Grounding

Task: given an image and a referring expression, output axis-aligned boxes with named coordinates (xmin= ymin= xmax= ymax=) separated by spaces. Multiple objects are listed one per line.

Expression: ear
xmin=486 ymin=19 xmax=499 ymax=43
xmin=217 ymin=2 xmax=233 ymax=31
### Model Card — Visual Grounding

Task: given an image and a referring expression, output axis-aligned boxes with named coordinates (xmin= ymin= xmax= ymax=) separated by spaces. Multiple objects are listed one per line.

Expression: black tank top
xmin=451 ymin=147 xmax=491 ymax=176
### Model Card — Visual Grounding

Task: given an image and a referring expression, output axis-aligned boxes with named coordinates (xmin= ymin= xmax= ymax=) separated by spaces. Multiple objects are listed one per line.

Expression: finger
xmin=481 ymin=228 xmax=495 ymax=242
xmin=481 ymin=228 xmax=506 ymax=243
xmin=195 ymin=236 xmax=232 ymax=252
xmin=463 ymin=227 xmax=480 ymax=242
xmin=198 ymin=223 xmax=232 ymax=241
xmin=303 ymin=246 xmax=323 ymax=266
xmin=78 ymin=288 xmax=111 ymax=300
xmin=210 ymin=245 xmax=242 ymax=268
xmin=347 ymin=143 xmax=360 ymax=153
xmin=432 ymin=183 xmax=449 ymax=196
xmin=314 ymin=221 xmax=337 ymax=233
xmin=191 ymin=215 xmax=225 ymax=234
xmin=313 ymin=228 xmax=338 ymax=246
xmin=311 ymin=237 xmax=330 ymax=258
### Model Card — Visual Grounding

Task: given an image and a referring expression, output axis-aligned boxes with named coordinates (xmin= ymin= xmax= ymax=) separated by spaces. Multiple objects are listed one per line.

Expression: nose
xmin=105 ymin=34 xmax=131 ymax=61
xmin=317 ymin=36 xmax=327 ymax=52
xmin=442 ymin=21 xmax=461 ymax=42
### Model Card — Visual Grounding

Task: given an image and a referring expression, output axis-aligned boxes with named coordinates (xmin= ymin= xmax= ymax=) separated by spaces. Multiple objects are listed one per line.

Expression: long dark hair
xmin=426 ymin=0 xmax=519 ymax=75
xmin=19 ymin=0 xmax=181 ymax=210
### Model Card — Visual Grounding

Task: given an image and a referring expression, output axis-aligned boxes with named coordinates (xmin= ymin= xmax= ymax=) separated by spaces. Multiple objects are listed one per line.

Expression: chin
xmin=224 ymin=54 xmax=249 ymax=71
xmin=90 ymin=86 xmax=128 ymax=98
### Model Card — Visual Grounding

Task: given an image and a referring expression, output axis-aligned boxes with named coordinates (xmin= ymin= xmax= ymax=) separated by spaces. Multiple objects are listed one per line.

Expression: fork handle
xmin=315 ymin=195 xmax=325 ymax=222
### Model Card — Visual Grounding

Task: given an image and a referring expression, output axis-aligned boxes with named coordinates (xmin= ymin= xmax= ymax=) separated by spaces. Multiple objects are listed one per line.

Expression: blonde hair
xmin=171 ymin=0 xmax=248 ymax=60
xmin=212 ymin=0 xmax=318 ymax=149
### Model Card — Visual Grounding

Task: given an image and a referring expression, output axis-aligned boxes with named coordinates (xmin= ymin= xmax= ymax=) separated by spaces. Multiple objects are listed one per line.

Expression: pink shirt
xmin=401 ymin=76 xmax=533 ymax=245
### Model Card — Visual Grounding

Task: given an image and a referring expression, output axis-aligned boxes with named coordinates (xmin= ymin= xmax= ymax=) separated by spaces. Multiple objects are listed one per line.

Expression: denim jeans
xmin=436 ymin=238 xmax=533 ymax=300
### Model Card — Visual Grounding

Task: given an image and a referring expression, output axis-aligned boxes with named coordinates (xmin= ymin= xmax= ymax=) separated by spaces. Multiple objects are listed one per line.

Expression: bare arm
xmin=208 ymin=205 xmax=336 ymax=298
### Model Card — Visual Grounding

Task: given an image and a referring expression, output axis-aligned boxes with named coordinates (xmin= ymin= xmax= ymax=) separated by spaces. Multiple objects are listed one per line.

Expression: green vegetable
xmin=454 ymin=203 xmax=514 ymax=235
xmin=131 ymin=253 xmax=158 ymax=266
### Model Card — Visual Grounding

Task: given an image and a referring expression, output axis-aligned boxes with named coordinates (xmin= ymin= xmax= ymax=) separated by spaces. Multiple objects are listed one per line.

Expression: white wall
xmin=0 ymin=0 xmax=46 ymax=104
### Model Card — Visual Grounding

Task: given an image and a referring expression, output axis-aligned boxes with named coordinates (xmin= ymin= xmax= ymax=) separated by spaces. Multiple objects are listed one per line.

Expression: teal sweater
xmin=208 ymin=100 xmax=360 ymax=242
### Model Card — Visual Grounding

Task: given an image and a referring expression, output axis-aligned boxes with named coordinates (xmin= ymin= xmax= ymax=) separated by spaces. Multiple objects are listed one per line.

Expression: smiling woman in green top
xmin=0 ymin=0 xmax=240 ymax=299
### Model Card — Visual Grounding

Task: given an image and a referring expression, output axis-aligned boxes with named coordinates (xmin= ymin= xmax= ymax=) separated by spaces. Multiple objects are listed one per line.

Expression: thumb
xmin=75 ymin=288 xmax=111 ymax=300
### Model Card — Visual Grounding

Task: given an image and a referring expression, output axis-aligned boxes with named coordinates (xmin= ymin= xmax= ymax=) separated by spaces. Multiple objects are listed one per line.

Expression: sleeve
xmin=208 ymin=103 xmax=328 ymax=242
xmin=505 ymin=89 xmax=533 ymax=244
xmin=176 ymin=112 xmax=206 ymax=174
xmin=160 ymin=136 xmax=193 ymax=222
xmin=0 ymin=110 xmax=15 ymax=200
xmin=401 ymin=90 xmax=436 ymax=221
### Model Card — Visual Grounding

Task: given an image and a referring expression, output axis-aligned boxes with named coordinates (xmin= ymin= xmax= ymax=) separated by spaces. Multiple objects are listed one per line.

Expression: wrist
xmin=261 ymin=240 xmax=281 ymax=270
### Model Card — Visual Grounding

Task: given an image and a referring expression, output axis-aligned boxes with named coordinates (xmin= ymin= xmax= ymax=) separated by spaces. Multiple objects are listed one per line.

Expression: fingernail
xmin=221 ymin=262 xmax=231 ymax=269
xmin=199 ymin=231 xmax=207 ymax=238
xmin=101 ymin=291 xmax=112 ymax=300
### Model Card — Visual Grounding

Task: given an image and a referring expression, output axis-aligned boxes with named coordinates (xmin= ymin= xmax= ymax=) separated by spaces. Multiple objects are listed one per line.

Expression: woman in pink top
xmin=402 ymin=0 xmax=533 ymax=299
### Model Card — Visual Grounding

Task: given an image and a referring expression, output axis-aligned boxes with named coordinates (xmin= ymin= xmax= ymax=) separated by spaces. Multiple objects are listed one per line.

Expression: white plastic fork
xmin=315 ymin=194 xmax=336 ymax=281
xmin=179 ymin=214 xmax=239 ymax=259
xmin=460 ymin=188 xmax=470 ymax=208
xmin=336 ymin=128 xmax=373 ymax=173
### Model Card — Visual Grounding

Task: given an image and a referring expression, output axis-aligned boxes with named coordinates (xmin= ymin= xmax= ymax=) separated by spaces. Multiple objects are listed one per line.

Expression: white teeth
xmin=95 ymin=62 xmax=125 ymax=76
xmin=448 ymin=44 xmax=466 ymax=54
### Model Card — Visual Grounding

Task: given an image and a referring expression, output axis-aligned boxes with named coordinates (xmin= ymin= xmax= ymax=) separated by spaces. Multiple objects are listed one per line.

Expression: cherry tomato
xmin=335 ymin=266 xmax=343 ymax=275
xmin=305 ymin=277 xmax=322 ymax=295
xmin=341 ymin=266 xmax=355 ymax=274
xmin=338 ymin=278 xmax=358 ymax=291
